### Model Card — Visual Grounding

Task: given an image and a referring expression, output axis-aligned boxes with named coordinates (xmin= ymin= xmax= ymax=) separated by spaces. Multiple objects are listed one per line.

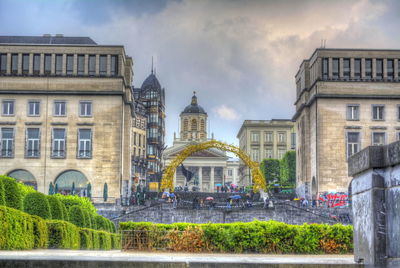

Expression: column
xmin=62 ymin=54 xmax=67 ymax=75
xmin=383 ymin=58 xmax=387 ymax=79
xmin=29 ymin=53 xmax=33 ymax=75
xmin=210 ymin=167 xmax=214 ymax=192
xmin=73 ymin=54 xmax=78 ymax=76
xmin=372 ymin=58 xmax=376 ymax=78
xmin=350 ymin=58 xmax=354 ymax=79
xmin=361 ymin=58 xmax=365 ymax=79
xmin=198 ymin=167 xmax=202 ymax=192
xmin=17 ymin=53 xmax=22 ymax=75
xmin=394 ymin=59 xmax=398 ymax=79
xmin=173 ymin=167 xmax=177 ymax=189
xmin=51 ymin=53 xmax=55 ymax=75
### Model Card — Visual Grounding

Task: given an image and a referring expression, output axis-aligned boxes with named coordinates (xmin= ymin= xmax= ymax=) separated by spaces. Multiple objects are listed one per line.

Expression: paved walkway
xmin=0 ymin=250 xmax=358 ymax=265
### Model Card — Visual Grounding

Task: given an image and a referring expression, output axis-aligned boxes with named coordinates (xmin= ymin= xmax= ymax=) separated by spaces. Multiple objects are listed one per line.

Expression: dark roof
xmin=141 ymin=73 xmax=161 ymax=90
xmin=182 ymin=94 xmax=206 ymax=114
xmin=0 ymin=36 xmax=97 ymax=45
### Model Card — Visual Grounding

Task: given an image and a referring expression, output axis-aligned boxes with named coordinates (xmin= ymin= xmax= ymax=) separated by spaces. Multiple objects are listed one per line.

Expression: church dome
xmin=141 ymin=73 xmax=161 ymax=90
xmin=182 ymin=93 xmax=207 ymax=114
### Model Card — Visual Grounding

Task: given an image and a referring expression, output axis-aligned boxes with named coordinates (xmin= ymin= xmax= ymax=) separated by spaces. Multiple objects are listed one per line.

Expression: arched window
xmin=54 ymin=170 xmax=89 ymax=196
xmin=191 ymin=119 xmax=197 ymax=131
xmin=8 ymin=169 xmax=37 ymax=190
xmin=183 ymin=119 xmax=188 ymax=131
xmin=200 ymin=119 xmax=205 ymax=131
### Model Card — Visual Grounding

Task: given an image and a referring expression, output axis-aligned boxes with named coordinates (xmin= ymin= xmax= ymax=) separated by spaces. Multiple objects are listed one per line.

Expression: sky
xmin=1 ymin=0 xmax=400 ymax=147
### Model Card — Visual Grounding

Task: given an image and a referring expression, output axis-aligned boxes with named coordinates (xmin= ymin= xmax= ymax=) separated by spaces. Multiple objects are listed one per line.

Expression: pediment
xmin=164 ymin=143 xmax=227 ymax=159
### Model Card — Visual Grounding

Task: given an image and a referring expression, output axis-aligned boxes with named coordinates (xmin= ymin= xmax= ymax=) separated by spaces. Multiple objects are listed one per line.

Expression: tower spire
xmin=151 ymin=56 xmax=154 ymax=74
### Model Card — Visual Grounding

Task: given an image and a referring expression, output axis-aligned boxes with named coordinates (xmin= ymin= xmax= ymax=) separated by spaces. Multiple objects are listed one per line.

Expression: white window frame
xmin=0 ymin=128 xmax=14 ymax=157
xmin=251 ymin=132 xmax=259 ymax=142
xmin=372 ymin=105 xmax=385 ymax=121
xmin=77 ymin=128 xmax=92 ymax=158
xmin=28 ymin=100 xmax=40 ymax=116
xmin=372 ymin=132 xmax=386 ymax=146
xmin=346 ymin=104 xmax=360 ymax=121
xmin=278 ymin=149 xmax=286 ymax=159
xmin=79 ymin=101 xmax=92 ymax=117
xmin=265 ymin=148 xmax=273 ymax=159
xmin=265 ymin=132 xmax=273 ymax=143
xmin=52 ymin=128 xmax=66 ymax=158
xmin=26 ymin=128 xmax=40 ymax=158
xmin=278 ymin=132 xmax=286 ymax=143
xmin=346 ymin=132 xmax=360 ymax=159
xmin=2 ymin=100 xmax=15 ymax=116
xmin=54 ymin=100 xmax=66 ymax=116
xmin=251 ymin=149 xmax=259 ymax=162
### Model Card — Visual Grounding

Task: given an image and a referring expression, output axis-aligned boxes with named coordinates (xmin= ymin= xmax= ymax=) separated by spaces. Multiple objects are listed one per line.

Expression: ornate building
xmin=133 ymin=69 xmax=165 ymax=185
xmin=163 ymin=93 xmax=240 ymax=192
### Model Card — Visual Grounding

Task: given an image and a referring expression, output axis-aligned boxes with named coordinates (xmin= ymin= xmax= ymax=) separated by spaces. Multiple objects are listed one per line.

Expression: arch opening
xmin=8 ymin=169 xmax=37 ymax=190
xmin=161 ymin=140 xmax=266 ymax=192
xmin=54 ymin=170 xmax=89 ymax=196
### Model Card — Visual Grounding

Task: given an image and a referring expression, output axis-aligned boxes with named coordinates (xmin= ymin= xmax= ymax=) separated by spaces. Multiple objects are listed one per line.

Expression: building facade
xmin=133 ymin=71 xmax=165 ymax=186
xmin=237 ymin=120 xmax=295 ymax=186
xmin=163 ymin=93 xmax=240 ymax=192
xmin=0 ymin=35 xmax=135 ymax=203
xmin=294 ymin=48 xmax=400 ymax=198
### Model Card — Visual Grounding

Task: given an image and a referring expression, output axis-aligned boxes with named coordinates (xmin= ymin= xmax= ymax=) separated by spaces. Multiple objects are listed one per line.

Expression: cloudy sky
xmin=1 ymin=0 xmax=399 ymax=146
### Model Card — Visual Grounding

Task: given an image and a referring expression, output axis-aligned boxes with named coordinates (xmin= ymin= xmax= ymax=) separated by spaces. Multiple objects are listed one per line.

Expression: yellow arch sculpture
xmin=161 ymin=140 xmax=267 ymax=192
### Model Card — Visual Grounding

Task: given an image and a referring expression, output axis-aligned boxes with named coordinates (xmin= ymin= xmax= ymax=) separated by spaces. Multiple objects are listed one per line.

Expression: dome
xmin=182 ymin=93 xmax=207 ymax=114
xmin=141 ymin=73 xmax=161 ymax=90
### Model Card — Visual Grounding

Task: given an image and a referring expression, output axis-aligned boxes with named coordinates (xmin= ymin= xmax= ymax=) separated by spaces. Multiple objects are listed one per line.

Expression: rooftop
xmin=0 ymin=35 xmax=97 ymax=45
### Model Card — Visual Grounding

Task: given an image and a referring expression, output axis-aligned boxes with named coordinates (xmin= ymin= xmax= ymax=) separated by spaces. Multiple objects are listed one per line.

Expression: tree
xmin=87 ymin=183 xmax=92 ymax=199
xmin=48 ymin=182 xmax=54 ymax=195
xmin=280 ymin=151 xmax=296 ymax=185
xmin=103 ymin=183 xmax=108 ymax=202
xmin=260 ymin=159 xmax=280 ymax=184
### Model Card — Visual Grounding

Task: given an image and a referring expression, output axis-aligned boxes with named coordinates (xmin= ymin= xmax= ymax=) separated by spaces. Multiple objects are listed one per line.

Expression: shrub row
xmin=0 ymin=206 xmax=120 ymax=250
xmin=119 ymin=220 xmax=353 ymax=254
xmin=0 ymin=176 xmax=116 ymax=233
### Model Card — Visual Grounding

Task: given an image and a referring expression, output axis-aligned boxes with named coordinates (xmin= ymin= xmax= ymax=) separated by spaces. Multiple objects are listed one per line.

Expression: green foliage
xmin=60 ymin=202 xmax=69 ymax=221
xmin=92 ymin=231 xmax=100 ymax=250
xmin=103 ymin=183 xmax=108 ymax=202
xmin=0 ymin=180 xmax=5 ymax=206
xmin=68 ymin=205 xmax=86 ymax=228
xmin=0 ymin=175 xmax=23 ymax=210
xmin=95 ymin=215 xmax=111 ymax=232
xmin=48 ymin=182 xmax=54 ymax=195
xmin=23 ymin=192 xmax=52 ymax=220
xmin=46 ymin=220 xmax=80 ymax=249
xmin=280 ymin=151 xmax=296 ymax=185
xmin=47 ymin=195 xmax=64 ymax=220
xmin=111 ymin=233 xmax=121 ymax=249
xmin=82 ymin=209 xmax=92 ymax=228
xmin=16 ymin=181 xmax=36 ymax=203
xmin=119 ymin=220 xmax=353 ymax=254
xmin=260 ymin=159 xmax=280 ymax=184
xmin=54 ymin=194 xmax=96 ymax=214
xmin=80 ymin=228 xmax=94 ymax=249
xmin=98 ymin=231 xmax=112 ymax=250
xmin=31 ymin=215 xmax=49 ymax=249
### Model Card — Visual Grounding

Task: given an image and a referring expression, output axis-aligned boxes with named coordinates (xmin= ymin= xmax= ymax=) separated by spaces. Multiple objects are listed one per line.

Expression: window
xmin=134 ymin=132 xmax=136 ymax=145
xmin=347 ymin=132 xmax=360 ymax=158
xmin=11 ymin=54 xmax=18 ymax=74
xmin=138 ymin=134 xmax=141 ymax=146
xmin=291 ymin=132 xmax=296 ymax=149
xmin=44 ymin=54 xmax=51 ymax=75
xmin=354 ymin=58 xmax=361 ymax=79
xmin=88 ymin=55 xmax=96 ymax=76
xmin=191 ymin=119 xmax=197 ymax=131
xmin=200 ymin=119 xmax=205 ymax=130
xmin=347 ymin=104 xmax=359 ymax=120
xmin=54 ymin=101 xmax=66 ymax=116
xmin=322 ymin=58 xmax=329 ymax=79
xmin=77 ymin=55 xmax=85 ymax=75
xmin=66 ymin=55 xmax=73 ymax=75
xmin=28 ymin=100 xmax=40 ymax=116
xmin=183 ymin=119 xmax=188 ymax=131
xmin=2 ymin=100 xmax=14 ymax=116
xmin=99 ymin=55 xmax=107 ymax=75
xmin=397 ymin=132 xmax=400 ymax=141
xmin=372 ymin=105 xmax=384 ymax=120
xmin=52 ymin=128 xmax=66 ymax=158
xmin=79 ymin=101 xmax=92 ymax=117
xmin=278 ymin=132 xmax=286 ymax=143
xmin=33 ymin=54 xmax=40 ymax=75
xmin=365 ymin=59 xmax=372 ymax=79
xmin=228 ymin=169 xmax=233 ymax=176
xmin=251 ymin=132 xmax=259 ymax=142
xmin=265 ymin=148 xmax=273 ymax=159
xmin=387 ymin=59 xmax=394 ymax=80
xmin=78 ymin=129 xmax=92 ymax=158
xmin=376 ymin=59 xmax=383 ymax=79
xmin=332 ymin=58 xmax=339 ymax=79
xmin=111 ymin=55 xmax=118 ymax=76
xmin=55 ymin=54 xmax=63 ymax=75
xmin=278 ymin=149 xmax=286 ymax=159
xmin=22 ymin=54 xmax=29 ymax=75
xmin=265 ymin=132 xmax=273 ymax=143
xmin=0 ymin=54 xmax=7 ymax=74
xmin=1 ymin=128 xmax=14 ymax=157
xmin=372 ymin=132 xmax=385 ymax=146
xmin=343 ymin=58 xmax=350 ymax=79
xmin=251 ymin=149 xmax=259 ymax=162
xmin=26 ymin=128 xmax=40 ymax=158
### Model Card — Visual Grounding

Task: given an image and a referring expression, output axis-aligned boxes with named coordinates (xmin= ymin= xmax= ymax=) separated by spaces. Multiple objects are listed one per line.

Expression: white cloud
xmin=213 ymin=105 xmax=240 ymax=121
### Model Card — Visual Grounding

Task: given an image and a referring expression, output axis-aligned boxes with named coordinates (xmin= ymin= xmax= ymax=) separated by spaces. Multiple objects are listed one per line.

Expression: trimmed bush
xmin=0 ymin=176 xmax=22 ymax=210
xmin=16 ymin=182 xmax=36 ymax=204
xmin=80 ymin=228 xmax=94 ymax=249
xmin=69 ymin=205 xmax=86 ymax=228
xmin=60 ymin=202 xmax=69 ymax=221
xmin=47 ymin=195 xmax=64 ymax=220
xmin=98 ymin=231 xmax=112 ymax=250
xmin=82 ymin=209 xmax=92 ymax=228
xmin=0 ymin=206 xmax=35 ymax=250
xmin=31 ymin=215 xmax=49 ymax=249
xmin=111 ymin=233 xmax=121 ymax=249
xmin=46 ymin=220 xmax=80 ymax=249
xmin=95 ymin=215 xmax=109 ymax=232
xmin=92 ymin=231 xmax=100 ymax=250
xmin=23 ymin=192 xmax=52 ymax=220
xmin=89 ymin=212 xmax=96 ymax=230
xmin=0 ymin=180 xmax=5 ymax=206
xmin=55 ymin=194 xmax=96 ymax=214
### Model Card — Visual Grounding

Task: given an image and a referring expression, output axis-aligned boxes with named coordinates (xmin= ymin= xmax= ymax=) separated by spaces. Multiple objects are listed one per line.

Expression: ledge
xmin=0 ymin=121 xmax=16 ymax=125
xmin=25 ymin=122 xmax=42 ymax=125
xmin=51 ymin=122 xmax=68 ymax=126
xmin=348 ymin=140 xmax=400 ymax=176
xmin=77 ymin=122 xmax=94 ymax=126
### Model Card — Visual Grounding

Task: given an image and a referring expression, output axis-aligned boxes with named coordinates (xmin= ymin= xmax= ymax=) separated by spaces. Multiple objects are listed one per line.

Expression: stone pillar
xmin=173 ymin=168 xmax=177 ymax=189
xmin=348 ymin=142 xmax=400 ymax=267
xmin=210 ymin=167 xmax=214 ymax=192
xmin=198 ymin=167 xmax=202 ymax=191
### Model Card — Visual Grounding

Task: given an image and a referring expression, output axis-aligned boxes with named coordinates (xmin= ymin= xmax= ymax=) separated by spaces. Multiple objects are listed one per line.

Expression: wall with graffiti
xmin=318 ymin=192 xmax=349 ymax=208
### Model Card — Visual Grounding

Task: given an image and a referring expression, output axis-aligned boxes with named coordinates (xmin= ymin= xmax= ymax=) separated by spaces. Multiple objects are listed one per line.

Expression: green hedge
xmin=0 ymin=176 xmax=23 ymax=210
xmin=82 ymin=209 xmax=92 ymax=228
xmin=119 ymin=220 xmax=353 ymax=254
xmin=69 ymin=205 xmax=85 ymax=228
xmin=54 ymin=194 xmax=96 ymax=214
xmin=0 ymin=180 xmax=5 ymax=206
xmin=47 ymin=220 xmax=80 ymax=249
xmin=98 ymin=231 xmax=112 ymax=250
xmin=60 ymin=202 xmax=69 ymax=221
xmin=47 ymin=195 xmax=64 ymax=220
xmin=31 ymin=215 xmax=49 ymax=249
xmin=23 ymin=192 xmax=52 ymax=220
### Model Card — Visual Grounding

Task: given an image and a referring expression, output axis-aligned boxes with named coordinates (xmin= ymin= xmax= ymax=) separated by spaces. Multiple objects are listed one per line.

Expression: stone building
xmin=0 ymin=35 xmax=135 ymax=203
xmin=294 ymin=48 xmax=400 ymax=198
xmin=163 ymin=93 xmax=240 ymax=192
xmin=236 ymin=120 xmax=295 ymax=186
xmin=133 ymin=70 xmax=165 ymax=186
